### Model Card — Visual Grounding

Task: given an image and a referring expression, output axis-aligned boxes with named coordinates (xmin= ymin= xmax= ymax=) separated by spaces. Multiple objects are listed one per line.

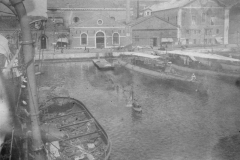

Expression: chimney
xmin=126 ymin=0 xmax=130 ymax=24
xmin=137 ymin=0 xmax=139 ymax=19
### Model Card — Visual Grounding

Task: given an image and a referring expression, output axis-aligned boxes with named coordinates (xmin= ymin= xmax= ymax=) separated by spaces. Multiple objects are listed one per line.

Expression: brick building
xmin=228 ymin=3 xmax=240 ymax=44
xmin=47 ymin=0 xmax=132 ymax=27
xmin=130 ymin=15 xmax=178 ymax=48
xmin=69 ymin=14 xmax=130 ymax=49
xmin=149 ymin=0 xmax=229 ymax=46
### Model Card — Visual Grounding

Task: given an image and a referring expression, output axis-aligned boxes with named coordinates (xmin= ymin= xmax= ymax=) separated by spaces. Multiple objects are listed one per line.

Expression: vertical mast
xmin=9 ymin=0 xmax=45 ymax=159
xmin=126 ymin=0 xmax=130 ymax=23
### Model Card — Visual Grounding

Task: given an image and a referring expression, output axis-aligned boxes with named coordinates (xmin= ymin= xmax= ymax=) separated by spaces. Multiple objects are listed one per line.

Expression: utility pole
xmin=9 ymin=0 xmax=45 ymax=160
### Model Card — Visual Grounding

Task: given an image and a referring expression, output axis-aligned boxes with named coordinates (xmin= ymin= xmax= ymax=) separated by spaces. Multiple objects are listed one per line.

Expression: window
xmin=192 ymin=16 xmax=196 ymax=25
xmin=211 ymin=17 xmax=214 ymax=25
xmin=135 ymin=36 xmax=139 ymax=42
xmin=208 ymin=39 xmax=212 ymax=44
xmin=73 ymin=17 xmax=79 ymax=23
xmin=216 ymin=29 xmax=219 ymax=34
xmin=205 ymin=29 xmax=212 ymax=35
xmin=146 ymin=11 xmax=151 ymax=16
xmin=204 ymin=39 xmax=207 ymax=44
xmin=97 ymin=19 xmax=103 ymax=25
xmin=110 ymin=17 xmax=115 ymax=20
xmin=113 ymin=33 xmax=120 ymax=45
xmin=168 ymin=17 xmax=169 ymax=21
xmin=81 ymin=33 xmax=87 ymax=45
xmin=202 ymin=13 xmax=206 ymax=22
xmin=186 ymin=39 xmax=189 ymax=44
xmin=194 ymin=39 xmax=197 ymax=44
xmin=186 ymin=30 xmax=190 ymax=34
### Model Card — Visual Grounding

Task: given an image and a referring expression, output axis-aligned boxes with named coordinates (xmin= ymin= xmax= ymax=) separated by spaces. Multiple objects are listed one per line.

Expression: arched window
xmin=81 ymin=33 xmax=87 ymax=45
xmin=96 ymin=32 xmax=104 ymax=37
xmin=112 ymin=33 xmax=119 ymax=45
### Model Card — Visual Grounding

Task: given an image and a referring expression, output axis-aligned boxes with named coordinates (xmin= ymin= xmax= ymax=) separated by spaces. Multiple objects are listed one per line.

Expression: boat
xmin=126 ymin=89 xmax=142 ymax=112
xmin=0 ymin=1 xmax=112 ymax=160
xmin=118 ymin=58 xmax=197 ymax=82
xmin=92 ymin=59 xmax=114 ymax=70
xmin=39 ymin=97 xmax=111 ymax=160
xmin=167 ymin=50 xmax=240 ymax=77
xmin=118 ymin=54 xmax=207 ymax=95
xmin=132 ymin=102 xmax=142 ymax=113
xmin=127 ymin=63 xmax=142 ymax=113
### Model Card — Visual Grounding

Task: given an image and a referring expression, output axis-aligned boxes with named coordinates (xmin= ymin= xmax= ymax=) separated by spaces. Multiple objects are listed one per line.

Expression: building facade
xmin=152 ymin=0 xmax=229 ymax=46
xmin=69 ymin=14 xmax=130 ymax=49
xmin=47 ymin=0 xmax=132 ymax=28
xmin=130 ymin=15 xmax=178 ymax=48
xmin=229 ymin=4 xmax=240 ymax=44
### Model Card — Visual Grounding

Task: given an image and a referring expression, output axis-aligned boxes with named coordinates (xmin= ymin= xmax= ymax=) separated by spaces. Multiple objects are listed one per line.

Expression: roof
xmin=149 ymin=0 xmax=196 ymax=11
xmin=121 ymin=52 xmax=160 ymax=59
xmin=69 ymin=14 xmax=125 ymax=28
xmin=217 ymin=0 xmax=240 ymax=7
xmin=129 ymin=15 xmax=178 ymax=28
xmin=168 ymin=50 xmax=240 ymax=62
xmin=48 ymin=0 xmax=125 ymax=9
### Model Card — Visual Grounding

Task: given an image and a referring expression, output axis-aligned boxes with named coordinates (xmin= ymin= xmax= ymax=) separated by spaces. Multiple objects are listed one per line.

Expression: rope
xmin=9 ymin=128 xmax=15 ymax=160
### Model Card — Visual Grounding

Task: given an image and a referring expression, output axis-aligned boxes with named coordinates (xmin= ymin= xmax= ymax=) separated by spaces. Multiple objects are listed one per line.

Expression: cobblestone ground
xmin=37 ymin=61 xmax=240 ymax=160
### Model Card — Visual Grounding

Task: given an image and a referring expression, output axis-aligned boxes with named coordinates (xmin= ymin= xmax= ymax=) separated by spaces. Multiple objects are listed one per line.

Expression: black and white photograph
xmin=0 ymin=0 xmax=240 ymax=159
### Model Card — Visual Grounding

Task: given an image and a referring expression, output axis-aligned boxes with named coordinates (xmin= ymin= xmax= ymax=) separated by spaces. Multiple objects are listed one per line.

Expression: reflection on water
xmin=38 ymin=61 xmax=240 ymax=160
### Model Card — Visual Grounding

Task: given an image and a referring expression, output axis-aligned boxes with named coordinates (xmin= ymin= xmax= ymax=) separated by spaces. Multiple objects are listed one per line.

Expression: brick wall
xmin=48 ymin=10 xmax=128 ymax=27
xmin=70 ymin=28 xmax=129 ymax=48
xmin=132 ymin=29 xmax=177 ymax=46
xmin=229 ymin=6 xmax=240 ymax=44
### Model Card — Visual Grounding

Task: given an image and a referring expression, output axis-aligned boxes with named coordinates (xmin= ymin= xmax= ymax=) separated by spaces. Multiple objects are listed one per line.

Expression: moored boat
xmin=39 ymin=97 xmax=111 ymax=160
xmin=118 ymin=58 xmax=196 ymax=83
xmin=118 ymin=56 xmax=207 ymax=95
xmin=92 ymin=59 xmax=114 ymax=70
xmin=132 ymin=102 xmax=142 ymax=113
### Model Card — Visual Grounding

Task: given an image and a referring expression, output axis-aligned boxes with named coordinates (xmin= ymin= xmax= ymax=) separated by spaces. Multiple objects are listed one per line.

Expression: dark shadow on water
xmin=139 ymin=74 xmax=209 ymax=99
xmin=131 ymin=110 xmax=142 ymax=123
xmin=211 ymin=134 xmax=240 ymax=160
xmin=216 ymin=75 xmax=240 ymax=90
xmin=86 ymin=65 xmax=133 ymax=90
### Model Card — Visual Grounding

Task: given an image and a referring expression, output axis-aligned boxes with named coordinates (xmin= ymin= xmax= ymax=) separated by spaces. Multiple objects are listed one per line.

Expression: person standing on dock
xmin=191 ymin=73 xmax=196 ymax=81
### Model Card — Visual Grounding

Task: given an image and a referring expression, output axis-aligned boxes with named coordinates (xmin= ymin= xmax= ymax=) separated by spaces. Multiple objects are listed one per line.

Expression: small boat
xmin=92 ymin=59 xmax=114 ymax=70
xmin=128 ymin=76 xmax=142 ymax=112
xmin=132 ymin=102 xmax=142 ymax=113
xmin=39 ymin=97 xmax=111 ymax=160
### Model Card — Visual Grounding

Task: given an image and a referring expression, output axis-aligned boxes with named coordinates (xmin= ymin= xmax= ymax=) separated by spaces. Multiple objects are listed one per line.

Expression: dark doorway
xmin=40 ymin=35 xmax=47 ymax=49
xmin=96 ymin=32 xmax=105 ymax=48
xmin=153 ymin=38 xmax=157 ymax=47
